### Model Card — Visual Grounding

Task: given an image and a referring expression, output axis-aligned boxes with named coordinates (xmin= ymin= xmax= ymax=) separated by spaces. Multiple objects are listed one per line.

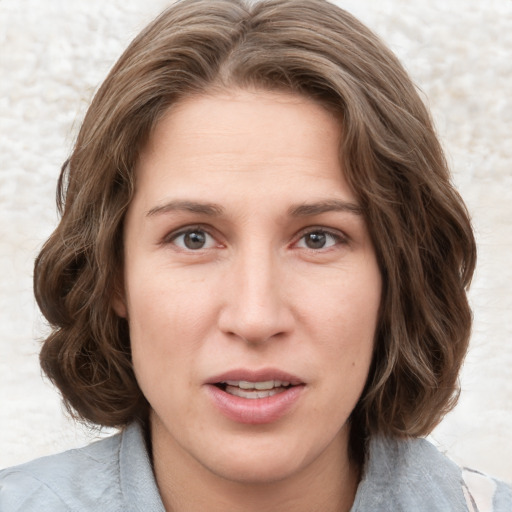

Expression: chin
xmin=201 ymin=432 xmax=327 ymax=486
xmin=209 ymin=452 xmax=303 ymax=485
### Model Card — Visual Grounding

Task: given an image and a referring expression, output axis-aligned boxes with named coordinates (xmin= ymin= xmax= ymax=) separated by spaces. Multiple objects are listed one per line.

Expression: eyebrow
xmin=288 ymin=199 xmax=363 ymax=217
xmin=146 ymin=200 xmax=225 ymax=217
xmin=146 ymin=198 xmax=363 ymax=218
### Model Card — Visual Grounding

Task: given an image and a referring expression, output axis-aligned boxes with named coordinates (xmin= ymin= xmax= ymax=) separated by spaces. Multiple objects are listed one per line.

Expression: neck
xmin=150 ymin=414 xmax=360 ymax=512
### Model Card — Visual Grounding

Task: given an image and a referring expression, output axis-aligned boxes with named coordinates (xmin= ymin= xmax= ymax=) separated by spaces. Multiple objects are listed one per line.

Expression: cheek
xmin=126 ymin=279 xmax=200 ymax=413
xmin=126 ymin=263 xmax=213 ymax=326
xmin=307 ymin=263 xmax=381 ymax=378
xmin=305 ymin=263 xmax=381 ymax=334
xmin=125 ymin=268 xmax=220 ymax=373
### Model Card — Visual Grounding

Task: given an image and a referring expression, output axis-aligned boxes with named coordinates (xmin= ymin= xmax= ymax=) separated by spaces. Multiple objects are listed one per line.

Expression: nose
xmin=217 ymin=247 xmax=294 ymax=345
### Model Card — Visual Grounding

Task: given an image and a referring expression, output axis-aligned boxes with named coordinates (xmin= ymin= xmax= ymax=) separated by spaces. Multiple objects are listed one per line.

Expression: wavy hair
xmin=35 ymin=0 xmax=476 ymax=442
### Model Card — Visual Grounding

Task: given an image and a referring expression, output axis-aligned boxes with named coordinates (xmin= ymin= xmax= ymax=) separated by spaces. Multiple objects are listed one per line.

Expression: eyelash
xmin=164 ymin=225 xmax=220 ymax=251
xmin=293 ymin=227 xmax=348 ymax=251
xmin=163 ymin=225 xmax=348 ymax=252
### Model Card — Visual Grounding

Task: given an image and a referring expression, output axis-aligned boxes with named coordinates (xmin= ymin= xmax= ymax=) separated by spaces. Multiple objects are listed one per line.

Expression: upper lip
xmin=205 ymin=368 xmax=305 ymax=386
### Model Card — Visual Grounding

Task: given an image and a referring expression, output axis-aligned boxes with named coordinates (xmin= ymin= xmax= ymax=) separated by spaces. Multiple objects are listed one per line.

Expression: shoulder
xmin=462 ymin=467 xmax=512 ymax=512
xmin=0 ymin=431 xmax=123 ymax=512
xmin=351 ymin=436 xmax=512 ymax=512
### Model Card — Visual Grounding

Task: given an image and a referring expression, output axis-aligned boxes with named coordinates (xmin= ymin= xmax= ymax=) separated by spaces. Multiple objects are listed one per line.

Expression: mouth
xmin=205 ymin=369 xmax=305 ymax=424
xmin=214 ymin=379 xmax=296 ymax=399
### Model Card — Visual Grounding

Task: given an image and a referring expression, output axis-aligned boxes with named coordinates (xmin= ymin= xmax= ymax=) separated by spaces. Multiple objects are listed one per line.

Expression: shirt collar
xmin=120 ymin=422 xmax=165 ymax=512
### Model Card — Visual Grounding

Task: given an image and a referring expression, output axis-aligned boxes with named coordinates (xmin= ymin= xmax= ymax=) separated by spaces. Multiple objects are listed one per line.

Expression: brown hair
xmin=35 ymin=0 xmax=476 ymax=440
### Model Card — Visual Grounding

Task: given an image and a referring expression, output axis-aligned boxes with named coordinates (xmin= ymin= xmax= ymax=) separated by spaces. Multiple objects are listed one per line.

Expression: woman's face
xmin=117 ymin=89 xmax=381 ymax=484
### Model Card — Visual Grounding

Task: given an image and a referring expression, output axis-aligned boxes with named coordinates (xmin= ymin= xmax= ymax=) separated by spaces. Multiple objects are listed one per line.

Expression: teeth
xmin=221 ymin=379 xmax=295 ymax=399
xmin=224 ymin=380 xmax=289 ymax=390
xmin=225 ymin=386 xmax=284 ymax=399
xmin=255 ymin=380 xmax=274 ymax=390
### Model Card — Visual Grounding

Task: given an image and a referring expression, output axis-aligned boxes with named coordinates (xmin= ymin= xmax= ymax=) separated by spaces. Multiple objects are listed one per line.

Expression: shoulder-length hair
xmin=35 ymin=0 xmax=476 ymax=440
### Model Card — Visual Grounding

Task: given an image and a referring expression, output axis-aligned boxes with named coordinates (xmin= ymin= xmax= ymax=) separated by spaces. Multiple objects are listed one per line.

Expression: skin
xmin=115 ymin=89 xmax=382 ymax=512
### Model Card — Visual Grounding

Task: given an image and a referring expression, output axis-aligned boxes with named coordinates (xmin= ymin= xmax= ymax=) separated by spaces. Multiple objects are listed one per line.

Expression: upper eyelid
xmin=161 ymin=224 xmax=220 ymax=247
xmin=165 ymin=226 xmax=221 ymax=253
xmin=292 ymin=227 xmax=351 ymax=251
xmin=164 ymin=223 xmax=215 ymax=238
xmin=161 ymin=224 xmax=349 ymax=246
xmin=294 ymin=226 xmax=348 ymax=241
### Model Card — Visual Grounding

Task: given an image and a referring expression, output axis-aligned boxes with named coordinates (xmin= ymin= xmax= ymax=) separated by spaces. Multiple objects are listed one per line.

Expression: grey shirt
xmin=1 ymin=422 xmax=510 ymax=511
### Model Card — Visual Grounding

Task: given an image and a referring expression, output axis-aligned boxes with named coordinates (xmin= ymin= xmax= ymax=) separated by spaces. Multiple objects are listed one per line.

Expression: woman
xmin=0 ymin=0 xmax=510 ymax=510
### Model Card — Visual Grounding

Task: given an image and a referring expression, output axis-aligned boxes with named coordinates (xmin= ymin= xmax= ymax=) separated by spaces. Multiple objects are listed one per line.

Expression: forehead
xmin=143 ymin=88 xmax=342 ymax=159
xmin=133 ymin=88 xmax=356 ymax=212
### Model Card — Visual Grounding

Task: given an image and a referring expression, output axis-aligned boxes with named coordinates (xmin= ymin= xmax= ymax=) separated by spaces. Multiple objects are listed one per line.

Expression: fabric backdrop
xmin=1 ymin=0 xmax=511 ymax=482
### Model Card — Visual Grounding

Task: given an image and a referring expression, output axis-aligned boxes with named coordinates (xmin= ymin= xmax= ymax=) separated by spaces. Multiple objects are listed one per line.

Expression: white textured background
xmin=1 ymin=0 xmax=511 ymax=483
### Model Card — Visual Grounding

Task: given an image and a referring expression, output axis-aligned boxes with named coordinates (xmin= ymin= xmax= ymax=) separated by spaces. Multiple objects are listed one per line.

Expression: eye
xmin=295 ymin=229 xmax=344 ymax=250
xmin=170 ymin=228 xmax=217 ymax=250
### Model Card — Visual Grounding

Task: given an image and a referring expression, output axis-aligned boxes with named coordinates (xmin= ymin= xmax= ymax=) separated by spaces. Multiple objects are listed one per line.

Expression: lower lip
xmin=206 ymin=385 xmax=304 ymax=424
